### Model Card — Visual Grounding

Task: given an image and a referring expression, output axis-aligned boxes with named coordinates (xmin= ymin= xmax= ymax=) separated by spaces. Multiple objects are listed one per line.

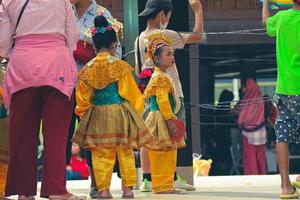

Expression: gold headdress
xmin=145 ymin=32 xmax=173 ymax=61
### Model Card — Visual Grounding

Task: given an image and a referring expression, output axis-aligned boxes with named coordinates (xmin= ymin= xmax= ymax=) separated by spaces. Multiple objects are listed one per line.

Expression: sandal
xmin=280 ymin=187 xmax=300 ymax=199
xmin=90 ymin=187 xmax=99 ymax=199
xmin=49 ymin=193 xmax=86 ymax=200
xmin=18 ymin=196 xmax=35 ymax=200
xmin=292 ymin=181 xmax=300 ymax=189
xmin=156 ymin=189 xmax=185 ymax=194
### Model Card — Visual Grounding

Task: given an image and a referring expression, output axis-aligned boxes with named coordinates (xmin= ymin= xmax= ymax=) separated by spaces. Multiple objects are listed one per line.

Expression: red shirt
xmin=70 ymin=155 xmax=89 ymax=178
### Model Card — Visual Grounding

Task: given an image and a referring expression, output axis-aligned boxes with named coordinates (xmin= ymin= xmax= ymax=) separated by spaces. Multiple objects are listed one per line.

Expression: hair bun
xmin=94 ymin=15 xmax=109 ymax=28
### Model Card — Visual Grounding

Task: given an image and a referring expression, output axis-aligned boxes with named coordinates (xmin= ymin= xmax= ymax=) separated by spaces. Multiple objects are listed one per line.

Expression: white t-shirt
xmin=134 ymin=29 xmax=189 ymax=98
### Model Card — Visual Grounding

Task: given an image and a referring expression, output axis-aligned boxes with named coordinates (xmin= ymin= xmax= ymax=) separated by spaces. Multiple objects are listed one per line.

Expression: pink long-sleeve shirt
xmin=0 ymin=0 xmax=80 ymax=109
xmin=0 ymin=0 xmax=79 ymax=57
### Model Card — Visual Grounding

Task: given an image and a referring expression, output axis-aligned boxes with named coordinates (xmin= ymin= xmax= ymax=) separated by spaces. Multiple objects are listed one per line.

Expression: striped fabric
xmin=0 ymin=118 xmax=8 ymax=164
xmin=242 ymin=127 xmax=267 ymax=145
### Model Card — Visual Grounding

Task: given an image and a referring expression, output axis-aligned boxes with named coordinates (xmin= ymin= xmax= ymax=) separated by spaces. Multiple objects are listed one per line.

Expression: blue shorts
xmin=274 ymin=95 xmax=300 ymax=144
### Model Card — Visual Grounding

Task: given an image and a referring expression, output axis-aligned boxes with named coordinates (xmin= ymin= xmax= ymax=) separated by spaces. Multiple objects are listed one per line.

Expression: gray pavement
xmin=8 ymin=174 xmax=299 ymax=199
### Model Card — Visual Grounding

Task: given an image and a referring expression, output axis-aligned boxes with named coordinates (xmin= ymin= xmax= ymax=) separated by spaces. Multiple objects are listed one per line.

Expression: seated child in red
xmin=67 ymin=143 xmax=89 ymax=180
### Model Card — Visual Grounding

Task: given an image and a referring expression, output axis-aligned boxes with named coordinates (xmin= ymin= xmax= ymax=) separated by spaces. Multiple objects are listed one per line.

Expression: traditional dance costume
xmin=144 ymin=67 xmax=186 ymax=192
xmin=69 ymin=0 xmax=123 ymax=169
xmin=135 ymin=29 xmax=189 ymax=128
xmin=72 ymin=52 xmax=152 ymax=191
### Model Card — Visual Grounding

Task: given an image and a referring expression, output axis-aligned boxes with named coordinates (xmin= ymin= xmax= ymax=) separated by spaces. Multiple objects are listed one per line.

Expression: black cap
xmin=139 ymin=0 xmax=173 ymax=17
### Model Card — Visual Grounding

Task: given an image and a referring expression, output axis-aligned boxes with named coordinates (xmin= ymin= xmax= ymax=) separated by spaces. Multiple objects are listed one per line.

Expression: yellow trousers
xmin=0 ymin=163 xmax=8 ymax=197
xmin=148 ymin=149 xmax=177 ymax=193
xmin=92 ymin=147 xmax=136 ymax=191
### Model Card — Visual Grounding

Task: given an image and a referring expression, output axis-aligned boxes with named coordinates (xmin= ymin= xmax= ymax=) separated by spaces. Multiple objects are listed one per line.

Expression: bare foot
xmin=281 ymin=186 xmax=295 ymax=196
xmin=122 ymin=187 xmax=134 ymax=199
xmin=49 ymin=193 xmax=86 ymax=200
xmin=98 ymin=190 xmax=113 ymax=199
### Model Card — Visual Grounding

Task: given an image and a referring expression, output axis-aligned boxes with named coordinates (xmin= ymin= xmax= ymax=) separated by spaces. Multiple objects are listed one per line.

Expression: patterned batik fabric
xmin=145 ymin=111 xmax=186 ymax=151
xmin=274 ymin=95 xmax=300 ymax=144
xmin=72 ymin=101 xmax=152 ymax=150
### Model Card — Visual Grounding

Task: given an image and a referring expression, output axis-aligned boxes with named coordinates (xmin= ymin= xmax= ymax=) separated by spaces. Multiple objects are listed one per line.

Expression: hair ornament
xmin=145 ymin=31 xmax=173 ymax=60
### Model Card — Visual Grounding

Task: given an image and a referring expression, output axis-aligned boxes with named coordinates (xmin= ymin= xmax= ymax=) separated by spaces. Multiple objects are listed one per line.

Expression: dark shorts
xmin=274 ymin=95 xmax=300 ymax=144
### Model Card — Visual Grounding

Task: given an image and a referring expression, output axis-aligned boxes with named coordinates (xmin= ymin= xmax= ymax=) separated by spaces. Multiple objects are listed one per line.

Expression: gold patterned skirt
xmin=145 ymin=111 xmax=186 ymax=151
xmin=0 ymin=118 xmax=8 ymax=164
xmin=72 ymin=102 xmax=153 ymax=150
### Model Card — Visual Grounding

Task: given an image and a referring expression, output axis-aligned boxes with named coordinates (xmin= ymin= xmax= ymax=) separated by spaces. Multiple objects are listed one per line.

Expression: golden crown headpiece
xmin=145 ymin=32 xmax=173 ymax=60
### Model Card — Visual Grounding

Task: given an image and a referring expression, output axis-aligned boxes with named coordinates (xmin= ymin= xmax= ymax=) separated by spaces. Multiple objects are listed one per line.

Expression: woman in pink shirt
xmin=0 ymin=0 xmax=85 ymax=199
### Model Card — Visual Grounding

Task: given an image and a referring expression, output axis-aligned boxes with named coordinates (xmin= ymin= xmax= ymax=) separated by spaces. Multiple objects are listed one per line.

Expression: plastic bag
xmin=193 ymin=153 xmax=212 ymax=176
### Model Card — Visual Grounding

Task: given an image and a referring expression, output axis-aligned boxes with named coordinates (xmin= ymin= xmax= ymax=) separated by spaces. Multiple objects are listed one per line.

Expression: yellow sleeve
xmin=156 ymin=87 xmax=176 ymax=120
xmin=118 ymin=72 xmax=144 ymax=114
xmin=75 ymin=79 xmax=93 ymax=118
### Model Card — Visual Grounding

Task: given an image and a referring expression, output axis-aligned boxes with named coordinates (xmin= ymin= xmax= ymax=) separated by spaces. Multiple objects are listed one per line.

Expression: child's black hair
xmin=153 ymin=44 xmax=167 ymax=57
xmin=92 ymin=15 xmax=117 ymax=51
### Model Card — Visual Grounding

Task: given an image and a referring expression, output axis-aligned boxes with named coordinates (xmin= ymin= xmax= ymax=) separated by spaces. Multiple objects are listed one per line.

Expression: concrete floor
xmin=7 ymin=174 xmax=299 ymax=199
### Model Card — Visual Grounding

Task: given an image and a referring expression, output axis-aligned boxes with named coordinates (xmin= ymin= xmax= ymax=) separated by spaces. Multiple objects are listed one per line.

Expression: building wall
xmin=200 ymin=0 xmax=273 ymax=44
xmin=96 ymin=0 xmax=124 ymax=22
xmin=97 ymin=0 xmax=261 ymax=19
xmin=97 ymin=0 xmax=272 ymax=44
xmin=202 ymin=0 xmax=260 ymax=10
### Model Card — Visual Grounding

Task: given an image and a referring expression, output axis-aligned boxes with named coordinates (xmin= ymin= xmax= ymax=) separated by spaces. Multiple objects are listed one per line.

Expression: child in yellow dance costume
xmin=72 ymin=16 xmax=152 ymax=199
xmin=0 ymin=86 xmax=9 ymax=200
xmin=143 ymin=33 xmax=186 ymax=194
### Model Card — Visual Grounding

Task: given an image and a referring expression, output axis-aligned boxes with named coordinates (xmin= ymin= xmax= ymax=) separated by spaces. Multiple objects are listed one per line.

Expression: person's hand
xmin=262 ymin=0 xmax=271 ymax=26
xmin=166 ymin=118 xmax=178 ymax=137
xmin=135 ymin=66 xmax=140 ymax=78
xmin=66 ymin=165 xmax=72 ymax=171
xmin=189 ymin=0 xmax=202 ymax=13
xmin=263 ymin=0 xmax=270 ymax=7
